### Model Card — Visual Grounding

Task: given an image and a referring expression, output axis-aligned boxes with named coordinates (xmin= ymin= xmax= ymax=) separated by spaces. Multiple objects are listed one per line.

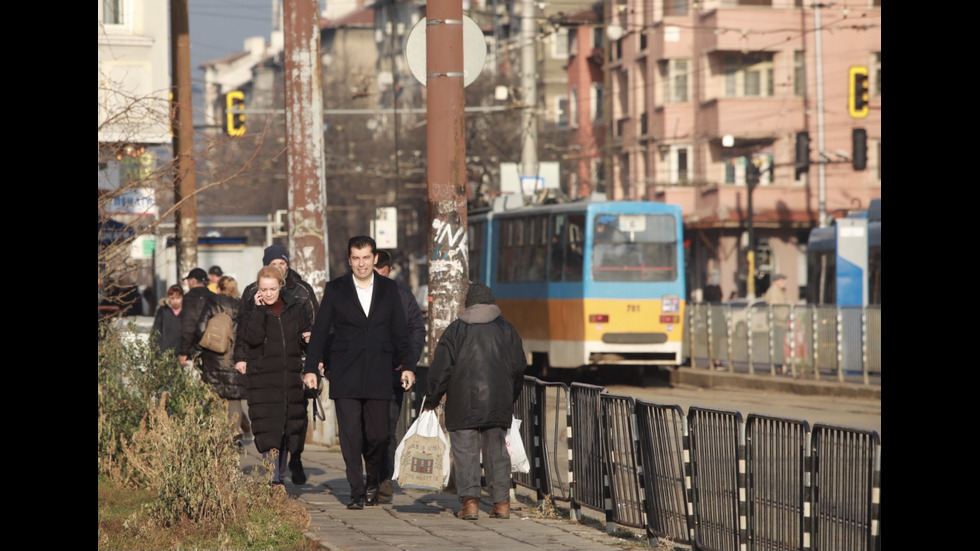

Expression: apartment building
xmin=569 ymin=0 xmax=880 ymax=300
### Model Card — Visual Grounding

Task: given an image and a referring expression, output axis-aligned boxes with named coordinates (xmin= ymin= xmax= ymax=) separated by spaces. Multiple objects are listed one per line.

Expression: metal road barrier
xmin=635 ymin=400 xmax=693 ymax=545
xmin=568 ymin=382 xmax=607 ymax=520
xmin=523 ymin=378 xmax=881 ymax=551
xmin=600 ymin=393 xmax=645 ymax=530
xmin=688 ymin=406 xmax=744 ymax=551
xmin=686 ymin=303 xmax=882 ymax=385
xmin=810 ymin=424 xmax=881 ymax=551
xmin=745 ymin=414 xmax=809 ymax=551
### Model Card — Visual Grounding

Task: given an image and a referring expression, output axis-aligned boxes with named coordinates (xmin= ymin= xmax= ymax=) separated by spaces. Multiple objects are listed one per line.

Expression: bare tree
xmin=98 ymin=68 xmax=277 ymax=317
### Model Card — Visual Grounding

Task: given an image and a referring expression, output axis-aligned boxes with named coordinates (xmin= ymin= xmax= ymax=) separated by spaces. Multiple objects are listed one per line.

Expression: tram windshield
xmin=591 ymin=213 xmax=678 ymax=282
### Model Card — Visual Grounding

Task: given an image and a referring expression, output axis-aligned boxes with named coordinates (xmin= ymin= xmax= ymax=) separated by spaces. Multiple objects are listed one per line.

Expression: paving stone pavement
xmin=241 ymin=441 xmax=670 ymax=551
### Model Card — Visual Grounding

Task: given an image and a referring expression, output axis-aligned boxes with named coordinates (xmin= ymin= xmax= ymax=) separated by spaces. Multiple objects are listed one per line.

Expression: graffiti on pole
xmin=428 ymin=202 xmax=469 ymax=337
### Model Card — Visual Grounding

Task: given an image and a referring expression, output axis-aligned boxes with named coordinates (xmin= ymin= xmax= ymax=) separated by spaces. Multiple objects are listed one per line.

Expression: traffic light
xmin=795 ymin=131 xmax=810 ymax=179
xmin=848 ymin=66 xmax=869 ymax=119
xmin=225 ymin=90 xmax=246 ymax=136
xmin=746 ymin=159 xmax=761 ymax=188
xmin=852 ymin=128 xmax=867 ymax=171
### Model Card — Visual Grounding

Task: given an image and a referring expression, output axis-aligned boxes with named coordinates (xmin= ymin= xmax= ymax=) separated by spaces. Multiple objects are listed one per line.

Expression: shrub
xmin=98 ymin=319 xmax=214 ymax=480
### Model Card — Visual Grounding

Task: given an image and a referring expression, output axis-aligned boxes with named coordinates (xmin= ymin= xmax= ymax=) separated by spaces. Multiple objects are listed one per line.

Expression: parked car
xmin=724 ymin=298 xmax=771 ymax=339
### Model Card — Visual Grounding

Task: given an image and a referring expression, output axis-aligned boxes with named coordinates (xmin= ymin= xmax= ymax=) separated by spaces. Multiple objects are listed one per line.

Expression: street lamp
xmin=723 ymin=135 xmax=761 ymax=298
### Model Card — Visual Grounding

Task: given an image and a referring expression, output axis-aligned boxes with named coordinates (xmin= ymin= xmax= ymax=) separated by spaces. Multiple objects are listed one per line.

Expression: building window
xmin=661 ymin=144 xmax=692 ymax=184
xmin=872 ymin=52 xmax=881 ymax=96
xmin=794 ymin=51 xmax=806 ymax=97
xmin=102 ymin=0 xmax=127 ymax=26
xmin=591 ymin=83 xmax=604 ymax=122
xmin=593 ymin=26 xmax=604 ymax=50
xmin=660 ymin=59 xmax=689 ymax=103
xmin=723 ymin=53 xmax=775 ymax=98
xmin=569 ymin=86 xmax=579 ymax=129
xmin=664 ymin=0 xmax=688 ymax=16
xmin=555 ymin=96 xmax=569 ymax=128
xmin=568 ymin=30 xmax=578 ymax=57
xmin=552 ymin=28 xmax=569 ymax=60
xmin=619 ymin=155 xmax=631 ymax=199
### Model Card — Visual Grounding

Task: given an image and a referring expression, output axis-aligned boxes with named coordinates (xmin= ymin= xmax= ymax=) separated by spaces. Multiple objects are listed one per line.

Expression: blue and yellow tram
xmin=468 ymin=200 xmax=686 ymax=372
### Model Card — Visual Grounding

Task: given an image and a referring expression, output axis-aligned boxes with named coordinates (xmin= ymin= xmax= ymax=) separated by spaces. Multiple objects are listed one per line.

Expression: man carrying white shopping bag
xmin=422 ymin=282 xmax=526 ymax=521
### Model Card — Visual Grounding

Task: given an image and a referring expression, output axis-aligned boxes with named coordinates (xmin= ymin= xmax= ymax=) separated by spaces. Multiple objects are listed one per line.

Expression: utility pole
xmin=425 ymin=0 xmax=468 ymax=363
xmin=520 ymin=0 xmax=538 ymax=181
xmin=814 ymin=2 xmax=827 ymax=229
xmin=170 ymin=0 xmax=197 ymax=283
xmin=283 ymin=0 xmax=329 ymax=298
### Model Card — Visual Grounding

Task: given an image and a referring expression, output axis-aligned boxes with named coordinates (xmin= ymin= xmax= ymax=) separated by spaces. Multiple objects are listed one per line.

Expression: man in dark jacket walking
xmin=373 ymin=250 xmax=426 ymax=502
xmin=423 ymin=282 xmax=526 ymax=521
xmin=235 ymin=244 xmax=320 ymax=484
xmin=178 ymin=268 xmax=215 ymax=366
xmin=303 ymin=235 xmax=418 ymax=510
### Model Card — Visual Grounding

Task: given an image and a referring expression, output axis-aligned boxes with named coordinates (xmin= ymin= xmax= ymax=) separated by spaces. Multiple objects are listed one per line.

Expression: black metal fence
xmin=508 ymin=377 xmax=882 ymax=551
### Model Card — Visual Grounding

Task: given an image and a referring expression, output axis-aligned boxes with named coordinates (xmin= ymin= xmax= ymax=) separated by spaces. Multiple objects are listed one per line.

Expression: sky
xmin=188 ymin=0 xmax=276 ymax=83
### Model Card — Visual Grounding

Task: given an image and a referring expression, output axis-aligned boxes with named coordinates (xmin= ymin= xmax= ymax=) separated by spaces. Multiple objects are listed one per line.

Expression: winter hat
xmin=263 ymin=244 xmax=289 ymax=266
xmin=465 ymin=282 xmax=495 ymax=307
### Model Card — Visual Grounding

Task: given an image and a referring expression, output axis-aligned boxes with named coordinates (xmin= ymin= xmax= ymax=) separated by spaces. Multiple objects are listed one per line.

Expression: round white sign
xmin=405 ymin=16 xmax=487 ymax=87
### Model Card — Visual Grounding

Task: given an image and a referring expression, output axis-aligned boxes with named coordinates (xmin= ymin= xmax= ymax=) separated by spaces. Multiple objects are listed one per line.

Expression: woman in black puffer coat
xmin=196 ymin=276 xmax=250 ymax=440
xmin=237 ymin=266 xmax=312 ymax=484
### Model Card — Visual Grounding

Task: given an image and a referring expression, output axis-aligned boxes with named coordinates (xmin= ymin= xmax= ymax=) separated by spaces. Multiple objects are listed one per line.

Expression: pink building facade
xmin=565 ymin=0 xmax=881 ymax=301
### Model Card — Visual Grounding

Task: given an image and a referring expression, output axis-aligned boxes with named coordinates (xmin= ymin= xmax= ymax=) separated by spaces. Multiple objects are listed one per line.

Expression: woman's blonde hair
xmin=218 ymin=275 xmax=239 ymax=298
xmin=257 ymin=265 xmax=285 ymax=287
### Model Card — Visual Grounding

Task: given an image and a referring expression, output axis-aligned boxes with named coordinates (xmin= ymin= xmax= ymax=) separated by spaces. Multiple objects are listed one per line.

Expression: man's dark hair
xmin=375 ymin=250 xmax=392 ymax=270
xmin=348 ymin=235 xmax=377 ymax=255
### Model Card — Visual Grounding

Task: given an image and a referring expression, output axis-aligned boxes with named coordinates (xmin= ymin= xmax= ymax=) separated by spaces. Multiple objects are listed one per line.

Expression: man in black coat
xmin=234 ymin=244 xmax=320 ymax=484
xmin=303 ymin=235 xmax=418 ymax=510
xmin=178 ymin=268 xmax=215 ymax=366
xmin=423 ymin=282 xmax=526 ymax=521
xmin=373 ymin=250 xmax=427 ymax=502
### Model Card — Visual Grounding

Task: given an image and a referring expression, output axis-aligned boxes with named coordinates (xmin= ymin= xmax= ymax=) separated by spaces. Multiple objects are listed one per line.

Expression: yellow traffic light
xmin=848 ymin=66 xmax=869 ymax=119
xmin=225 ymin=90 xmax=246 ymax=136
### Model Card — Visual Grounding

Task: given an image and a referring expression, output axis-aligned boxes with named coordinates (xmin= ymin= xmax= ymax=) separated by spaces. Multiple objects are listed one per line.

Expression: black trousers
xmin=335 ymin=398 xmax=389 ymax=498
xmin=380 ymin=390 xmax=405 ymax=482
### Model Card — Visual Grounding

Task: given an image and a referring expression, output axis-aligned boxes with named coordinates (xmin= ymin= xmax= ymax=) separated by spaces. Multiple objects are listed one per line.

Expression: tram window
xmin=549 ymin=215 xmax=566 ymax=282
xmin=468 ymin=223 xmax=484 ymax=284
xmin=565 ymin=214 xmax=584 ymax=281
xmin=498 ymin=219 xmax=518 ymax=282
xmin=528 ymin=216 xmax=547 ymax=281
xmin=592 ymin=213 xmax=677 ymax=282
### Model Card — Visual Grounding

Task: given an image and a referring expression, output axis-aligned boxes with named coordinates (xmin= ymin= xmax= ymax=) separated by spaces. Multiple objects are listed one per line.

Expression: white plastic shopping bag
xmin=506 ymin=415 xmax=531 ymax=473
xmin=393 ymin=399 xmax=452 ymax=490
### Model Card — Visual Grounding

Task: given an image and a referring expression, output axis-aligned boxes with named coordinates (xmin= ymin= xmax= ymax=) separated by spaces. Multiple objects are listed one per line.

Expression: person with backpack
xmin=196 ymin=275 xmax=250 ymax=445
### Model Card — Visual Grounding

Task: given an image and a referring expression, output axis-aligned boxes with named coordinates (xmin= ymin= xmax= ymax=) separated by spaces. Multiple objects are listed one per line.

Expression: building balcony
xmin=699 ymin=97 xmax=804 ymax=139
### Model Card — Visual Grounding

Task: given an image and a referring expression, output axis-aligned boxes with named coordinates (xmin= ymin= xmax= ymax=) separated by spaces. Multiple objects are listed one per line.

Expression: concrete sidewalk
xmin=241 ymin=441 xmax=660 ymax=551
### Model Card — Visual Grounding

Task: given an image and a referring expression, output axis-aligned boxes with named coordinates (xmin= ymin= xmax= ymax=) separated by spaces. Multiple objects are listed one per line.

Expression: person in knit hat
xmin=262 ymin=244 xmax=289 ymax=267
xmin=423 ymin=282 xmax=526 ymax=521
xmin=235 ymin=243 xmax=319 ymax=484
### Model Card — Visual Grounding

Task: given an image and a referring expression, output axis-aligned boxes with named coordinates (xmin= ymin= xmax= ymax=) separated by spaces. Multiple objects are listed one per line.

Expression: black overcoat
xmin=239 ymin=290 xmax=311 ymax=454
xmin=304 ymin=272 xmax=417 ymax=400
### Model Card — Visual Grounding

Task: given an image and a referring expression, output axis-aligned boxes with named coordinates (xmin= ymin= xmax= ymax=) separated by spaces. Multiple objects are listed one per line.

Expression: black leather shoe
xmin=347 ymin=496 xmax=365 ymax=510
xmin=288 ymin=455 xmax=306 ymax=485
xmin=365 ymin=485 xmax=380 ymax=506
